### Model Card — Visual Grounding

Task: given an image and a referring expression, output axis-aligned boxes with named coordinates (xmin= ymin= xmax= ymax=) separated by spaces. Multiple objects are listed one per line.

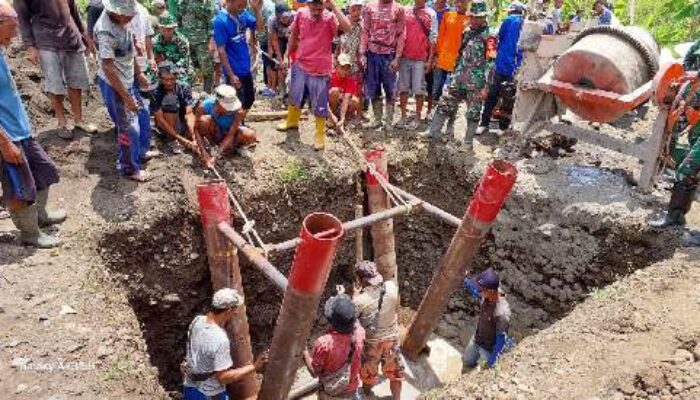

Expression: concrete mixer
xmin=512 ymin=23 xmax=671 ymax=189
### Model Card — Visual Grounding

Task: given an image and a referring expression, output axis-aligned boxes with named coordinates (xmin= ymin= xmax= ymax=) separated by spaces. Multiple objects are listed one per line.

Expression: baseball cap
xmin=275 ymin=3 xmax=290 ymax=14
xmin=475 ymin=268 xmax=500 ymax=290
xmin=103 ymin=0 xmax=138 ymax=16
xmin=212 ymin=288 xmax=244 ymax=310
xmin=354 ymin=260 xmax=383 ymax=286
xmin=349 ymin=0 xmax=365 ymax=7
xmin=154 ymin=0 xmax=166 ymax=7
xmin=215 ymin=85 xmax=242 ymax=112
xmin=337 ymin=53 xmax=352 ymax=67
xmin=324 ymin=294 xmax=356 ymax=334
xmin=507 ymin=1 xmax=528 ymax=12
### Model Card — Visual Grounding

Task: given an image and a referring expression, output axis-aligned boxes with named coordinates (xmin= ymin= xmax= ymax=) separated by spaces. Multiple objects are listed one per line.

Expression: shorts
xmin=360 ymin=337 xmax=405 ymax=385
xmin=365 ymin=51 xmax=396 ymax=101
xmin=1 ymin=138 xmax=60 ymax=204
xmin=289 ymin=63 xmax=330 ymax=117
xmin=398 ymin=58 xmax=426 ymax=96
xmin=38 ymin=50 xmax=90 ymax=95
xmin=226 ymin=74 xmax=255 ymax=110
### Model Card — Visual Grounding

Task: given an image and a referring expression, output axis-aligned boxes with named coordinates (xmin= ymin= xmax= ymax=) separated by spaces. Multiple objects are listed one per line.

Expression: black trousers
xmin=480 ymin=71 xmax=512 ymax=129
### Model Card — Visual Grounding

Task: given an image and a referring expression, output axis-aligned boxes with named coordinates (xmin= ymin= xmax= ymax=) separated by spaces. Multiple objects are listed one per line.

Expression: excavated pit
xmin=98 ymin=156 xmax=679 ymax=397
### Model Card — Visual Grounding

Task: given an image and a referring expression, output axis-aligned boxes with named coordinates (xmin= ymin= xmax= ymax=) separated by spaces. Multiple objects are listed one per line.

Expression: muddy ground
xmin=1 ymin=40 xmax=700 ymax=400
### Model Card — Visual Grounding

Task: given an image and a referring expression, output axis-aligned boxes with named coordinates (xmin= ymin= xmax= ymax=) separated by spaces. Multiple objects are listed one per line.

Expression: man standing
xmin=551 ymin=0 xmax=563 ymax=33
xmin=95 ymin=0 xmax=155 ymax=182
xmin=0 ymin=2 xmax=65 ymax=248
xmin=195 ymin=84 xmax=258 ymax=163
xmin=303 ymin=293 xmax=366 ymax=400
xmin=425 ymin=0 xmax=493 ymax=150
xmin=430 ymin=0 xmax=469 ymax=135
xmin=352 ymin=261 xmax=404 ymax=400
xmin=151 ymin=0 xmax=168 ymax=27
xmin=684 ymin=38 xmax=700 ymax=73
xmin=86 ymin=0 xmax=105 ymax=45
xmin=153 ymin=14 xmax=193 ymax=84
xmin=396 ymin=0 xmax=436 ymax=130
xmin=150 ymin=62 xmax=197 ymax=154
xmin=178 ymin=0 xmax=218 ymax=93
xmin=462 ymin=268 xmax=511 ymax=369
xmin=213 ymin=0 xmax=266 ymax=119
xmin=15 ymin=0 xmax=97 ymax=140
xmin=360 ymin=0 xmax=406 ymax=130
xmin=477 ymin=1 xmax=525 ymax=135
xmin=265 ymin=3 xmax=295 ymax=97
xmin=275 ymin=0 xmax=351 ymax=151
xmin=182 ymin=288 xmax=269 ymax=400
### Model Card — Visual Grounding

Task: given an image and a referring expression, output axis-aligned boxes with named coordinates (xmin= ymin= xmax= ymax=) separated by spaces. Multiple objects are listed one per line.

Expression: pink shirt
xmin=292 ymin=7 xmax=339 ymax=76
xmin=360 ymin=1 xmax=406 ymax=57
xmin=403 ymin=6 xmax=436 ymax=61
xmin=312 ymin=325 xmax=366 ymax=395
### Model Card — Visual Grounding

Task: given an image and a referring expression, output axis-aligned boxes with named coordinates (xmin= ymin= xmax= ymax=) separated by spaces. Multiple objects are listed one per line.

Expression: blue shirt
xmin=213 ymin=9 xmax=257 ymax=77
xmin=599 ymin=8 xmax=613 ymax=25
xmin=201 ymin=97 xmax=239 ymax=142
xmin=494 ymin=14 xmax=524 ymax=79
xmin=0 ymin=50 xmax=32 ymax=142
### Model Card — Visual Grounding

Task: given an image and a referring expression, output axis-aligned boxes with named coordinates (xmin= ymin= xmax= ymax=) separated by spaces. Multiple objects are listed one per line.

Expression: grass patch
xmin=277 ymin=160 xmax=310 ymax=185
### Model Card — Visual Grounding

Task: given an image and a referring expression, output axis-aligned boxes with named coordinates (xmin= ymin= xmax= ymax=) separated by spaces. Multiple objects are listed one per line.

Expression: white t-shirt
xmin=183 ymin=316 xmax=233 ymax=396
xmin=131 ymin=3 xmax=155 ymax=70
xmin=95 ymin=12 xmax=136 ymax=89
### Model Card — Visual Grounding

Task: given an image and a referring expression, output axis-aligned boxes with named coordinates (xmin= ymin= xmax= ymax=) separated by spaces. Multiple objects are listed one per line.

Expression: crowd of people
xmin=0 ymin=0 xmax=667 ymax=398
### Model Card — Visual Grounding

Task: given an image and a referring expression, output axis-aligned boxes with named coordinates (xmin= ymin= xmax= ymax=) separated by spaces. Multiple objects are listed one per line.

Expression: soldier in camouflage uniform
xmin=178 ymin=0 xmax=218 ymax=93
xmin=650 ymin=41 xmax=700 ymax=247
xmin=424 ymin=0 xmax=494 ymax=150
xmin=152 ymin=14 xmax=193 ymax=85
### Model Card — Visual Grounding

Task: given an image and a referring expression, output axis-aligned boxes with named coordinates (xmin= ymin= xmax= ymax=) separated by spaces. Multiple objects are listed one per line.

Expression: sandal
xmin=126 ymin=171 xmax=152 ymax=182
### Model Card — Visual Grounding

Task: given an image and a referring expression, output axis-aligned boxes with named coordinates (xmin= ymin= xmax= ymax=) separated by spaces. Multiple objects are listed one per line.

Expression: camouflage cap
xmin=470 ymin=0 xmax=489 ymax=17
xmin=157 ymin=13 xmax=178 ymax=28
xmin=103 ymin=0 xmax=138 ymax=17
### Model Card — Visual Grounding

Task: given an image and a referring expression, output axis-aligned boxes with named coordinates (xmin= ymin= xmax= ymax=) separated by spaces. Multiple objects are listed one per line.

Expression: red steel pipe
xmin=197 ymin=181 xmax=258 ymax=398
xmin=366 ymin=146 xmax=398 ymax=281
xmin=402 ymin=160 xmax=518 ymax=360
xmin=258 ymin=213 xmax=345 ymax=400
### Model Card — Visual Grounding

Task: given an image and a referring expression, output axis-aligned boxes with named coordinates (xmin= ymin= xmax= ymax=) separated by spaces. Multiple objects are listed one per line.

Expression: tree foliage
xmin=614 ymin=0 xmax=700 ymax=45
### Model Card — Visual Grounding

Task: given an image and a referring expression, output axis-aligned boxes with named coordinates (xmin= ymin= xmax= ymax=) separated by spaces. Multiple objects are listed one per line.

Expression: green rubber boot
xmin=10 ymin=204 xmax=62 ymax=248
xmin=37 ymin=189 xmax=66 ymax=227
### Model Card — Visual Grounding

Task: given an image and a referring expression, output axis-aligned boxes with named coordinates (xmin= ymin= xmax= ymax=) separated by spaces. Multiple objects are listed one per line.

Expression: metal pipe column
xmin=366 ymin=146 xmax=398 ymax=281
xmin=197 ymin=181 xmax=258 ymax=398
xmin=258 ymin=213 xmax=345 ymax=400
xmin=401 ymin=161 xmax=518 ymax=360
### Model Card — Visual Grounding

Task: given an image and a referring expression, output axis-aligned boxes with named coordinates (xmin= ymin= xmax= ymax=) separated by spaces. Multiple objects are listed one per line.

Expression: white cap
xmin=212 ymin=288 xmax=244 ymax=310
xmin=154 ymin=0 xmax=166 ymax=7
xmin=215 ymin=85 xmax=242 ymax=112
xmin=349 ymin=0 xmax=365 ymax=7
xmin=337 ymin=53 xmax=352 ymax=66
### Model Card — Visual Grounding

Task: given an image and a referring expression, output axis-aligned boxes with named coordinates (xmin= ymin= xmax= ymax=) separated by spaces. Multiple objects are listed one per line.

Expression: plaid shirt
xmin=360 ymin=1 xmax=406 ymax=57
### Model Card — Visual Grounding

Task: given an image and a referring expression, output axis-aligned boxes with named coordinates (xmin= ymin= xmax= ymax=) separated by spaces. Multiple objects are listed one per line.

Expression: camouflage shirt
xmin=153 ymin=31 xmax=193 ymax=80
xmin=178 ymin=0 xmax=218 ymax=45
xmin=453 ymin=26 xmax=492 ymax=92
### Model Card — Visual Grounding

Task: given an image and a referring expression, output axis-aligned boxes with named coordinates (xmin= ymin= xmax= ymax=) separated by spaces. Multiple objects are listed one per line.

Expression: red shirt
xmin=330 ymin=71 xmax=360 ymax=96
xmin=312 ymin=325 xmax=366 ymax=395
xmin=291 ymin=7 xmax=339 ymax=76
xmin=403 ymin=6 xmax=436 ymax=61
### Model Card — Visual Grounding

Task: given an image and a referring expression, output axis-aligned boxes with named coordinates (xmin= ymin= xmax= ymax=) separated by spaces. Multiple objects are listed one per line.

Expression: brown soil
xmin=1 ymin=38 xmax=699 ymax=400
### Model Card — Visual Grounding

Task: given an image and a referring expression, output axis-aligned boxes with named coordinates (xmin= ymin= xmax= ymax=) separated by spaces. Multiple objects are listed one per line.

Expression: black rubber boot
xmin=649 ymin=181 xmax=697 ymax=228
